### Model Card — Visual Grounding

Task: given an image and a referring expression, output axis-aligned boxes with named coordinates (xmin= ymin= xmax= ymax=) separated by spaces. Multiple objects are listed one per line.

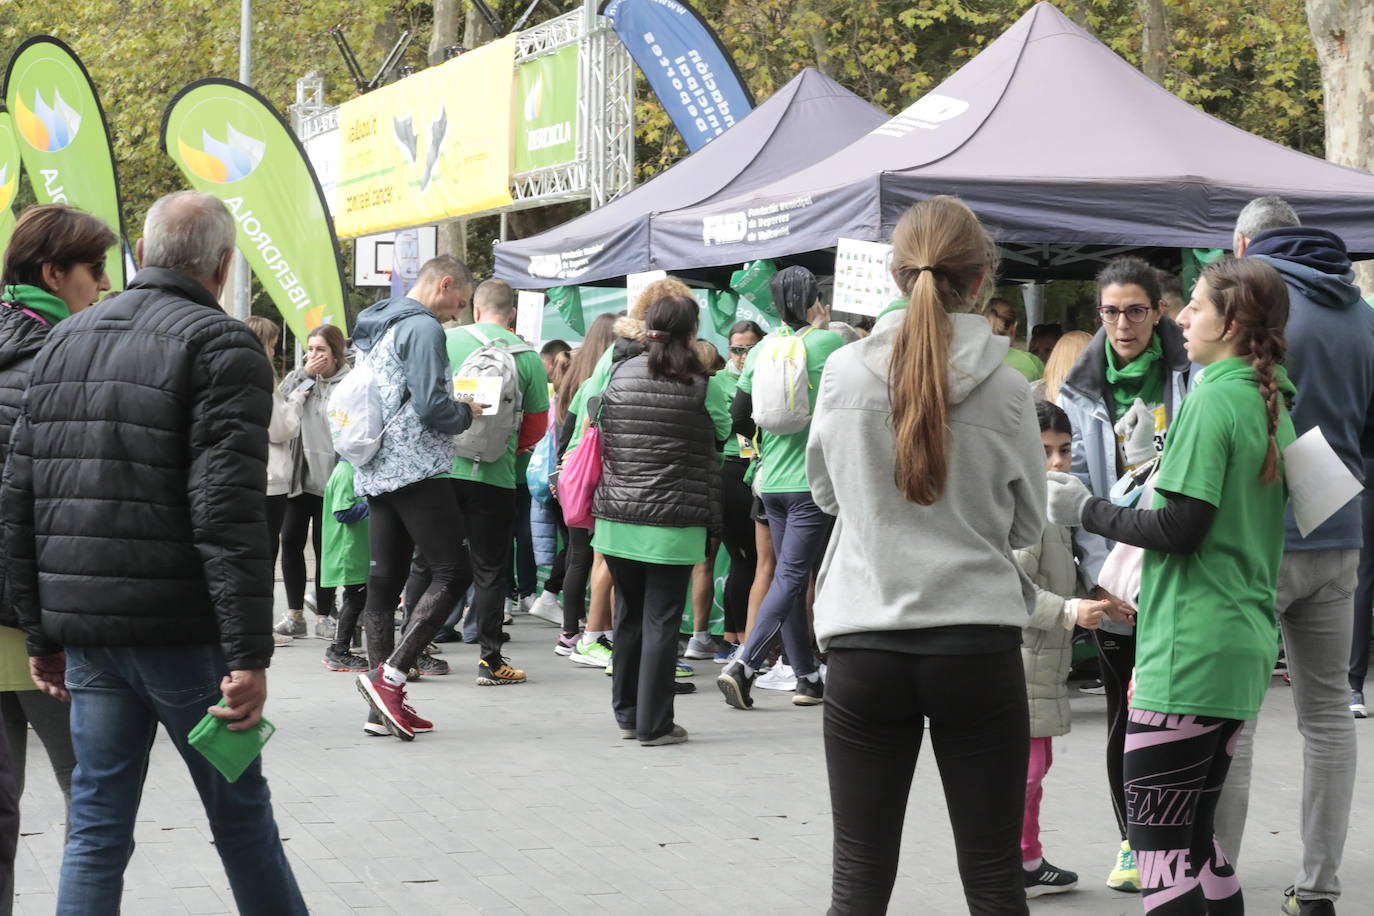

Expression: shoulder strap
xmin=466 ymin=325 xmax=493 ymax=347
xmin=1 ymin=300 xmax=51 ymax=328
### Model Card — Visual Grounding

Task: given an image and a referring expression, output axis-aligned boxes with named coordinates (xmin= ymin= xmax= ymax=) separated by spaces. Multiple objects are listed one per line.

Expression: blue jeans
xmin=741 ymin=491 xmax=834 ymax=677
xmin=59 ymin=645 xmax=304 ymax=916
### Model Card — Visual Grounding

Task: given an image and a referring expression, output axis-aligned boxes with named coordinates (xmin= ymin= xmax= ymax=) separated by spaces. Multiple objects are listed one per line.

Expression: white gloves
xmin=1115 ymin=397 xmax=1157 ymax=467
xmin=1046 ymin=471 xmax=1093 ymax=527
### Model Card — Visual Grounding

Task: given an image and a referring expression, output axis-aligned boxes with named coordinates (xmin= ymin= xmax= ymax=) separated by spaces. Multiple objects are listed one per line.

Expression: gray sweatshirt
xmin=806 ymin=311 xmax=1046 ymax=648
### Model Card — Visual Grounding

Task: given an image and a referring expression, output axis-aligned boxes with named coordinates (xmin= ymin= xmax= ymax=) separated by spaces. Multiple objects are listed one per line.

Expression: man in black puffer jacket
xmin=0 ymin=191 xmax=305 ymax=913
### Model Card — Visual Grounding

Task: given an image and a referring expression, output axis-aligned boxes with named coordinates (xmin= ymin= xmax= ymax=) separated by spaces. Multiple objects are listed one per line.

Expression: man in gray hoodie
xmin=1214 ymin=197 xmax=1374 ymax=916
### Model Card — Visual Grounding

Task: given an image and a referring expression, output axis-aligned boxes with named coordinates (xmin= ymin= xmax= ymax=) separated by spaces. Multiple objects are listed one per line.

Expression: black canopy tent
xmin=493 ymin=68 xmax=888 ymax=289
xmin=646 ymin=2 xmax=1374 ymax=280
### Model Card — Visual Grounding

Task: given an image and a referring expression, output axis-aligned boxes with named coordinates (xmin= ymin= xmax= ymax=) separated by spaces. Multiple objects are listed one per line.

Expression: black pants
xmin=333 ymin=583 xmax=367 ymax=652
xmin=1094 ymin=628 xmax=1137 ymax=840
xmin=512 ymin=485 xmax=537 ymax=599
xmin=824 ymin=647 xmax=1029 ymax=916
xmin=266 ymin=494 xmax=287 ymax=576
xmin=561 ymin=526 xmax=594 ymax=635
xmin=404 ymin=479 xmax=515 ymax=663
xmin=1351 ymin=459 xmax=1374 ymax=691
xmin=544 ymin=510 xmax=569 ymax=595
xmin=720 ymin=457 xmax=757 ymax=634
xmin=604 ymin=557 xmax=692 ymax=741
xmin=363 ymin=478 xmax=471 ymax=671
xmin=281 ymin=492 xmax=335 ymax=616
xmin=1125 ymin=710 xmax=1243 ymax=915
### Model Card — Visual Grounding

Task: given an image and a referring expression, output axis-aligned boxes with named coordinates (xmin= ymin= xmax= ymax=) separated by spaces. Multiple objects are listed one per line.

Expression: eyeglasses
xmin=728 ymin=345 xmax=754 ymax=356
xmin=88 ymin=259 xmax=107 ymax=279
xmin=1097 ymin=305 xmax=1152 ymax=325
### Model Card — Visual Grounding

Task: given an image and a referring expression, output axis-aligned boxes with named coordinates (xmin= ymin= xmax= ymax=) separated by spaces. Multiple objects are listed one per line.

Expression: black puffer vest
xmin=592 ymin=354 xmax=720 ymax=534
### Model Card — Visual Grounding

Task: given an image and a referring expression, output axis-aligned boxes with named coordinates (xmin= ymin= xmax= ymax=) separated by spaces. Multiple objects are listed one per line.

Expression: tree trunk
xmin=1307 ymin=0 xmax=1374 ymax=292
xmin=1137 ymin=0 xmax=1169 ymax=84
xmin=428 ymin=0 xmax=463 ymax=64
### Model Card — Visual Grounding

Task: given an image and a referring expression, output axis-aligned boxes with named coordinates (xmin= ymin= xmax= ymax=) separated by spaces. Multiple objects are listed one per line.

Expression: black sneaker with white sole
xmin=1024 ymin=859 xmax=1078 ymax=897
xmin=793 ymin=675 xmax=824 ymax=706
xmin=717 ymin=659 xmax=755 ymax=710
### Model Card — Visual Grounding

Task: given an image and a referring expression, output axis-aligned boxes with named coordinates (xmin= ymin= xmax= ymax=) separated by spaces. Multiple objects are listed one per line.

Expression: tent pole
xmin=1023 ymin=281 xmax=1045 ymax=344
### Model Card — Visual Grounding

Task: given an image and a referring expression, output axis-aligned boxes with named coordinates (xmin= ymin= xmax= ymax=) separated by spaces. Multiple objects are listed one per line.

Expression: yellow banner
xmin=335 ymin=36 xmax=515 ymax=238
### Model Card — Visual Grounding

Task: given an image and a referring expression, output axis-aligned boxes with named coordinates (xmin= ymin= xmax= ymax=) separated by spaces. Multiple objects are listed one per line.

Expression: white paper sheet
xmin=1284 ymin=426 xmax=1363 ymax=538
xmin=515 ymin=290 xmax=545 ymax=348
xmin=625 ymin=270 xmax=667 ymax=311
xmin=832 ymin=237 xmax=904 ymax=317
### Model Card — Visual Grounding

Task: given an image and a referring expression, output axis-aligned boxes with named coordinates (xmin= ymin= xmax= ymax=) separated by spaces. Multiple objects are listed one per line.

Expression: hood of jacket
xmin=1246 ymin=227 xmax=1362 ymax=311
xmin=1060 ymin=316 xmax=1190 ymax=405
xmin=869 ymin=310 xmax=1009 ymax=405
xmin=612 ymin=315 xmax=645 ymax=343
xmin=352 ymin=296 xmax=434 ymax=352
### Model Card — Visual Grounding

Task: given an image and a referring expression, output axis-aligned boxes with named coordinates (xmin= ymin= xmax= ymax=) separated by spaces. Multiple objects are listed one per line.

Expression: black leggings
xmin=266 ymin=494 xmax=287 ymax=575
xmin=824 ymin=646 xmax=1030 ymax=916
xmin=1094 ymin=628 xmax=1137 ymax=840
xmin=362 ymin=478 xmax=471 ymax=672
xmin=332 ymin=584 xmax=367 ymax=652
xmin=561 ymin=526 xmax=594 ymax=636
xmin=719 ymin=457 xmax=757 ymax=634
xmin=544 ymin=511 xmax=569 ymax=595
xmin=281 ymin=493 xmax=335 ymax=616
xmin=1125 ymin=710 xmax=1243 ymax=915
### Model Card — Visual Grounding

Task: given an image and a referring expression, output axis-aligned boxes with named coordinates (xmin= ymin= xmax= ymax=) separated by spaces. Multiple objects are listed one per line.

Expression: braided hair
xmin=1198 ymin=257 xmax=1290 ymax=484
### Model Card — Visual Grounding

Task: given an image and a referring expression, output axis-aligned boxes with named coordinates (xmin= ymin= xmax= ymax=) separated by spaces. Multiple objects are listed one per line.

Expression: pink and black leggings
xmin=1124 ymin=708 xmax=1243 ymax=915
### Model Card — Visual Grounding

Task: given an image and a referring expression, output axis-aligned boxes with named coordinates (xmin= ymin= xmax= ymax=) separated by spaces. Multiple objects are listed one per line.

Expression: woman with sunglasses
xmin=714 ymin=320 xmax=765 ymax=656
xmin=0 ymin=203 xmax=116 ymax=912
xmin=1058 ymin=255 xmax=1194 ymax=893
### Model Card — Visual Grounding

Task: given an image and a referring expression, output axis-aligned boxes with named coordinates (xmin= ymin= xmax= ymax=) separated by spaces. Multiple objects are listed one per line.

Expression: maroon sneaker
xmin=356 ymin=666 xmax=415 ymax=740
xmin=400 ymin=701 xmax=433 ymax=734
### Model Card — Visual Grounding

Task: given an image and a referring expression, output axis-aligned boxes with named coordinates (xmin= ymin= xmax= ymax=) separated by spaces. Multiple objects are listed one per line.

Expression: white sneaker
xmin=528 ymin=592 xmax=563 ymax=626
xmin=315 ymin=616 xmax=337 ymax=640
xmin=683 ymin=636 xmax=717 ymax=659
xmin=517 ymin=594 xmax=534 ymax=614
xmin=273 ymin=632 xmax=292 ymax=647
xmin=755 ymin=663 xmax=797 ymax=691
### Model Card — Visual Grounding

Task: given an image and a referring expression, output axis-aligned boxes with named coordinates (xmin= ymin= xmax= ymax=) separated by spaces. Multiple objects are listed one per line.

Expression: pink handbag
xmin=559 ymin=423 xmax=602 ymax=529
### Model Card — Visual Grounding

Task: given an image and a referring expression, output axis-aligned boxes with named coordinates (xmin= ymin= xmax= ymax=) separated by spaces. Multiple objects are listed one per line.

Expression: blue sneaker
xmin=675 ymin=660 xmax=695 ymax=678
xmin=714 ymin=643 xmax=739 ymax=664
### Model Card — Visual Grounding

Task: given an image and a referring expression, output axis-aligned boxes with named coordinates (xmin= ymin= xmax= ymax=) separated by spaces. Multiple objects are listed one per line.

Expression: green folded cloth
xmin=187 ymin=700 xmax=276 ymax=783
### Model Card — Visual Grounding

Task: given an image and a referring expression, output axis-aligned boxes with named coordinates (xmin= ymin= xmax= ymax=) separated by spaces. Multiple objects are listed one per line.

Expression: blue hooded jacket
xmin=1247 ymin=227 xmax=1374 ymax=551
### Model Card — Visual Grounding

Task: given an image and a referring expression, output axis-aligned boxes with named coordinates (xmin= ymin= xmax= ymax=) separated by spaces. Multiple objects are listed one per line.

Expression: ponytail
xmin=1198 ymin=257 xmax=1291 ymax=485
xmin=887 ymin=197 xmax=998 ymax=505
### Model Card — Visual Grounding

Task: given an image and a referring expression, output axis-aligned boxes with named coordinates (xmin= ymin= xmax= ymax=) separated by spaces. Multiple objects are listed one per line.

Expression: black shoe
xmin=673 ymin=680 xmax=696 ymax=695
xmin=1025 ymin=859 xmax=1078 ymax=897
xmin=793 ymin=675 xmax=824 ymax=706
xmin=716 ymin=659 xmax=754 ymax=710
xmin=432 ymin=628 xmax=463 ymax=644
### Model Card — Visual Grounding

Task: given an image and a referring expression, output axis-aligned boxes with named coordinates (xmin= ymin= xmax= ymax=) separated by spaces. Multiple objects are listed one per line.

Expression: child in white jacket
xmin=1015 ymin=399 xmax=1111 ymax=897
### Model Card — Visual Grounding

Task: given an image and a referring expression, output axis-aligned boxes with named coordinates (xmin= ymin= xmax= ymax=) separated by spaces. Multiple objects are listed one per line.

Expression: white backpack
xmin=326 ymin=328 xmax=398 ymax=466
xmin=751 ymin=326 xmax=816 ymax=435
xmin=452 ymin=326 xmax=534 ymax=463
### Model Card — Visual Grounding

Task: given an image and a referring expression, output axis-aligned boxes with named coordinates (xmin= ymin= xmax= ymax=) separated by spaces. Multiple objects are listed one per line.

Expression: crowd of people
xmin=0 ymin=188 xmax=1368 ymax=916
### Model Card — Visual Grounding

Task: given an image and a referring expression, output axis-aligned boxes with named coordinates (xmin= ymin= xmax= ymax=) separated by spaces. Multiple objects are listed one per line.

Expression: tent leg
xmin=500 ymin=211 xmax=509 ymax=242
xmin=1023 ymin=281 xmax=1046 ymax=342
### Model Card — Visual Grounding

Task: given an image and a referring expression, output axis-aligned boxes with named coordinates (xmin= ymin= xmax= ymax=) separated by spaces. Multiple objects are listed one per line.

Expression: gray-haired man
xmin=1 ymin=191 xmax=305 ymax=914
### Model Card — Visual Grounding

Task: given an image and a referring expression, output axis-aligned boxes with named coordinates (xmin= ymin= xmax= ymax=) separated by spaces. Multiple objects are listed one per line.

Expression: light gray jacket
xmin=807 ymin=311 xmax=1046 ymax=648
xmin=1015 ymin=523 xmax=1083 ymax=738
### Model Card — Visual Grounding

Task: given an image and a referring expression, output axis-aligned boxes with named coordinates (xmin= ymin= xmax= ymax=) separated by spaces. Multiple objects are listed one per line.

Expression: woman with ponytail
xmin=590 ymin=294 xmax=731 ymax=745
xmin=1046 ymin=257 xmax=1296 ymax=916
xmin=805 ymin=196 xmax=1045 ymax=914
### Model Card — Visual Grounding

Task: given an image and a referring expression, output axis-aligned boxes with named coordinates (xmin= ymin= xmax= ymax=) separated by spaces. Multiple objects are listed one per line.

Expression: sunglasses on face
xmin=729 ymin=345 xmax=754 ymax=355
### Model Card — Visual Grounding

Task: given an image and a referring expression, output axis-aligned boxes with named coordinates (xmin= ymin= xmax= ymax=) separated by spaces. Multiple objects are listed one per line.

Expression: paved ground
xmin=11 ymin=599 xmax=1374 ymax=915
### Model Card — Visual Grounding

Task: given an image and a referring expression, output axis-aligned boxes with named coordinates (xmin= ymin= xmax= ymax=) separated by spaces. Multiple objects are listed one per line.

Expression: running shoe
xmin=1107 ymin=841 xmax=1140 ymax=893
xmin=793 ymin=675 xmax=825 ymax=706
xmin=717 ymin=660 xmax=755 ymax=710
xmin=477 ymin=657 xmax=526 ymax=685
xmin=356 ymin=667 xmax=415 ymax=741
xmin=273 ymin=614 xmax=306 ymax=638
xmin=554 ymin=632 xmax=580 ymax=656
xmin=604 ymin=659 xmax=613 ymax=676
xmin=1025 ymin=859 xmax=1078 ymax=898
xmin=314 ymin=616 xmax=337 ymax=641
xmin=1282 ymin=886 xmax=1337 ymax=916
xmin=409 ymin=654 xmax=451 ymax=678
xmin=426 ymin=642 xmax=443 ymax=656
xmin=432 ymin=627 xmax=463 ymax=644
xmin=570 ymin=635 xmax=613 ymax=668
xmin=363 ymin=714 xmax=389 ymax=737
xmin=640 ymin=724 xmax=688 ymax=747
xmin=755 ymin=663 xmax=797 ymax=691
xmin=1351 ymin=690 xmax=1367 ymax=719
xmin=672 ymin=680 xmax=696 ymax=695
xmin=713 ymin=643 xmax=739 ymax=664
xmin=683 ymin=635 xmax=718 ymax=659
xmin=322 ymin=645 xmax=370 ymax=672
xmin=528 ymin=591 xmax=563 ymax=626
xmin=675 ymin=661 xmax=695 ymax=678
xmin=273 ymin=632 xmax=292 ymax=647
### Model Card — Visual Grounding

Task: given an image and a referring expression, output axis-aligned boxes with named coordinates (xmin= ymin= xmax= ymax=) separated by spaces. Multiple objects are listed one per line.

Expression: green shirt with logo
xmin=442 ymin=323 xmax=549 ymax=490
xmin=1134 ymin=356 xmax=1296 ymax=720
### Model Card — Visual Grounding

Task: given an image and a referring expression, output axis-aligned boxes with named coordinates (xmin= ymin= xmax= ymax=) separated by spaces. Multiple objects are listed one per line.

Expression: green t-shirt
xmin=442 ymin=323 xmax=550 ymax=489
xmin=1003 ymin=347 xmax=1044 ymax=382
xmin=591 ymin=362 xmax=733 ymax=566
xmin=717 ymin=368 xmax=745 ymax=459
xmin=738 ymin=327 xmax=846 ymax=493
xmin=565 ymin=346 xmax=615 ymax=453
xmin=1134 ymin=357 xmax=1296 ymax=720
xmin=321 ymin=461 xmax=370 ymax=588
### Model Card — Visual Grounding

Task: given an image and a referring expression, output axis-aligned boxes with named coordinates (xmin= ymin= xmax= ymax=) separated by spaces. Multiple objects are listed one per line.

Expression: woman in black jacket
xmin=0 ymin=204 xmax=116 ymax=911
xmin=590 ymin=295 xmax=731 ymax=745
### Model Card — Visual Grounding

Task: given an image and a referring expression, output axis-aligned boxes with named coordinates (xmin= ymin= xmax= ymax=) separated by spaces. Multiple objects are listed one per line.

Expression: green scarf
xmin=3 ymin=284 xmax=71 ymax=326
xmin=1104 ymin=332 xmax=1164 ymax=419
